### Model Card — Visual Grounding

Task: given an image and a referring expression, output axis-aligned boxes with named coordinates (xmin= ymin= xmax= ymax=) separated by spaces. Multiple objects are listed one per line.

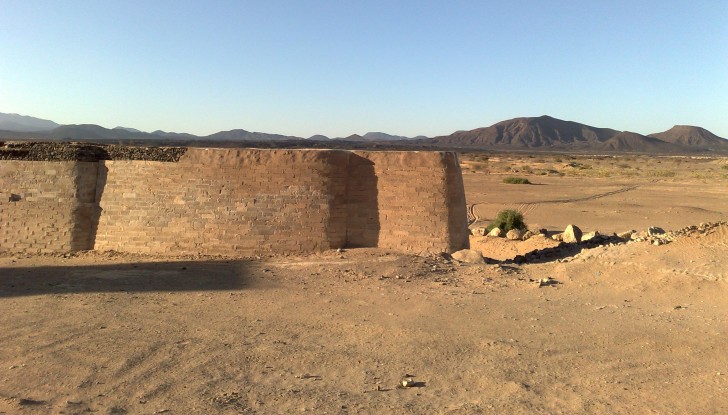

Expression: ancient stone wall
xmin=347 ymin=151 xmax=469 ymax=253
xmin=94 ymin=149 xmax=350 ymax=255
xmin=0 ymin=148 xmax=469 ymax=256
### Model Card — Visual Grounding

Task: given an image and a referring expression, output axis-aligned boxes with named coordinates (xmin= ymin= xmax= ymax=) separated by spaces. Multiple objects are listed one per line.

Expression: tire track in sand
xmin=468 ymin=185 xmax=638 ymax=225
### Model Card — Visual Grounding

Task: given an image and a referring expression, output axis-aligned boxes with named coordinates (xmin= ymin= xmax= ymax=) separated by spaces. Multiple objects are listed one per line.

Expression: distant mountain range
xmin=1 ymin=112 xmax=726 ymax=154
xmin=427 ymin=115 xmax=728 ymax=153
xmin=0 ymin=112 xmax=60 ymax=132
xmin=0 ymin=113 xmax=423 ymax=143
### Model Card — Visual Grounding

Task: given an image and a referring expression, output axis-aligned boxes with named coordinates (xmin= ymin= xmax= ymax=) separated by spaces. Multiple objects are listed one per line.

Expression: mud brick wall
xmin=0 ymin=148 xmax=469 ymax=255
xmin=94 ymin=149 xmax=350 ymax=256
xmin=0 ymin=161 xmax=99 ymax=253
xmin=348 ymin=151 xmax=469 ymax=253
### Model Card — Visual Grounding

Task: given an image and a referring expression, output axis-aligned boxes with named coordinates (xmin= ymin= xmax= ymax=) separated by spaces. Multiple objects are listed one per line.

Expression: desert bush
xmin=502 ymin=176 xmax=531 ymax=184
xmin=487 ymin=209 xmax=527 ymax=232
xmin=567 ymin=162 xmax=592 ymax=170
xmin=652 ymin=170 xmax=676 ymax=178
xmin=721 ymin=165 xmax=728 ymax=170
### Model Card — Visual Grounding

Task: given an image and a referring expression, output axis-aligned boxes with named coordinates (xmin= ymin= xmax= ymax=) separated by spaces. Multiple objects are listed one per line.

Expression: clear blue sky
xmin=1 ymin=1 xmax=726 ymax=138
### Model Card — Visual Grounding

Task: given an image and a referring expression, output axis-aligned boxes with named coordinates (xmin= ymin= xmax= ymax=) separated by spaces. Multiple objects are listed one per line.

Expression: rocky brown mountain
xmin=649 ymin=125 xmax=728 ymax=150
xmin=428 ymin=116 xmax=727 ymax=153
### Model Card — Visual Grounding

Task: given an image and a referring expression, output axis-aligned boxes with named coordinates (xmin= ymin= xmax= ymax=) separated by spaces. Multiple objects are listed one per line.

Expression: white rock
xmin=617 ymin=230 xmax=634 ymax=239
xmin=581 ymin=231 xmax=599 ymax=242
xmin=488 ymin=227 xmax=503 ymax=237
xmin=563 ymin=224 xmax=582 ymax=243
xmin=506 ymin=229 xmax=524 ymax=240
xmin=451 ymin=249 xmax=486 ymax=264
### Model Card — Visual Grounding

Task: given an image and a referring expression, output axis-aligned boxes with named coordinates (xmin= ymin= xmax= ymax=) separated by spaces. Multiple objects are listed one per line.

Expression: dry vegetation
xmin=460 ymin=152 xmax=728 ymax=182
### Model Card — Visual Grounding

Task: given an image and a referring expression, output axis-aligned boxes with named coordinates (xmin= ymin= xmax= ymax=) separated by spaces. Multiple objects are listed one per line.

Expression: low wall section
xmin=0 ymin=161 xmax=99 ymax=252
xmin=1 ymin=148 xmax=469 ymax=256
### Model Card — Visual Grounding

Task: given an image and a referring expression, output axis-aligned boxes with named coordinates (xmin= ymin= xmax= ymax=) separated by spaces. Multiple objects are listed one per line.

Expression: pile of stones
xmin=457 ymin=221 xmax=727 ymax=266
xmin=472 ymin=223 xmax=596 ymax=244
xmin=621 ymin=221 xmax=727 ymax=246
xmin=0 ymin=141 xmax=187 ymax=162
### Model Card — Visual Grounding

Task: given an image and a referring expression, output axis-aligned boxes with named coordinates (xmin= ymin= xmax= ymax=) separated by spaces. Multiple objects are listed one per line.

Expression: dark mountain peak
xmin=114 ymin=126 xmax=142 ymax=133
xmin=430 ymin=115 xmax=617 ymax=148
xmin=649 ymin=125 xmax=727 ymax=148
xmin=205 ymin=129 xmax=302 ymax=141
xmin=362 ymin=132 xmax=413 ymax=141
xmin=0 ymin=112 xmax=60 ymax=132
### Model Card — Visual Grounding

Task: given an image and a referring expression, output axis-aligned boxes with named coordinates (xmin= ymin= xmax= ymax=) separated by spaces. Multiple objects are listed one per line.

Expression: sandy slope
xmin=1 ymin=154 xmax=727 ymax=414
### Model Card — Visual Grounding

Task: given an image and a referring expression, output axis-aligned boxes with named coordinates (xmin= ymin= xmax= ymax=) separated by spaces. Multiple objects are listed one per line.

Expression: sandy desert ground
xmin=1 ymin=153 xmax=727 ymax=414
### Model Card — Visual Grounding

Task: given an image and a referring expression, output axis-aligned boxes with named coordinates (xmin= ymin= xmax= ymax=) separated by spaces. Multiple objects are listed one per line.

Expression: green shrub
xmin=502 ymin=176 xmax=531 ymax=184
xmin=721 ymin=165 xmax=728 ymax=170
xmin=487 ymin=209 xmax=527 ymax=232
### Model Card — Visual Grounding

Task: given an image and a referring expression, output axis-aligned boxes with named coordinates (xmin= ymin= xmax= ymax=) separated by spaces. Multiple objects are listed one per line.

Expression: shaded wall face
xmin=345 ymin=155 xmax=380 ymax=247
xmin=94 ymin=149 xmax=350 ymax=256
xmin=0 ymin=161 xmax=99 ymax=253
xmin=350 ymin=151 xmax=469 ymax=253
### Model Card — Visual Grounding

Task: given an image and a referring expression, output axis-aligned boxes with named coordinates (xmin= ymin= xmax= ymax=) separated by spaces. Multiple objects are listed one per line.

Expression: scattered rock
xmin=506 ymin=229 xmax=524 ymax=240
xmin=581 ymin=231 xmax=599 ymax=242
xmin=617 ymin=230 xmax=634 ymax=239
xmin=488 ymin=227 xmax=503 ymax=237
xmin=551 ymin=233 xmax=563 ymax=241
xmin=401 ymin=377 xmax=416 ymax=388
xmin=562 ymin=224 xmax=582 ymax=243
xmin=522 ymin=230 xmax=535 ymax=240
xmin=536 ymin=277 xmax=557 ymax=287
xmin=451 ymin=249 xmax=485 ymax=264
xmin=648 ymin=226 xmax=666 ymax=236
xmin=631 ymin=231 xmax=647 ymax=240
xmin=0 ymin=141 xmax=186 ymax=162
xmin=471 ymin=227 xmax=487 ymax=236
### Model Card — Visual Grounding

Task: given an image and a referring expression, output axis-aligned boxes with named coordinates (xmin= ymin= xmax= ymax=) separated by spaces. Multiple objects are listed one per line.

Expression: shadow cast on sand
xmin=497 ymin=235 xmax=628 ymax=265
xmin=0 ymin=259 xmax=257 ymax=298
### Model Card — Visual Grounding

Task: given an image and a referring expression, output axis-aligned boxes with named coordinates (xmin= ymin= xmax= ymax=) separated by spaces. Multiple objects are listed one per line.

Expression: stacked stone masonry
xmin=1 ymin=148 xmax=469 ymax=256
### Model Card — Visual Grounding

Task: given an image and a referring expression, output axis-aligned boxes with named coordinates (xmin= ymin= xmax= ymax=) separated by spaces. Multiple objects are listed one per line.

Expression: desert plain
xmin=1 ymin=152 xmax=727 ymax=414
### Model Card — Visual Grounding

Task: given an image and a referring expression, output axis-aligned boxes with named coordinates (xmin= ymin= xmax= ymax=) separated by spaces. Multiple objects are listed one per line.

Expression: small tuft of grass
xmin=721 ymin=165 xmax=728 ymax=170
xmin=502 ymin=176 xmax=531 ymax=184
xmin=567 ymin=162 xmax=592 ymax=170
xmin=487 ymin=209 xmax=527 ymax=232
xmin=652 ymin=170 xmax=676 ymax=178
